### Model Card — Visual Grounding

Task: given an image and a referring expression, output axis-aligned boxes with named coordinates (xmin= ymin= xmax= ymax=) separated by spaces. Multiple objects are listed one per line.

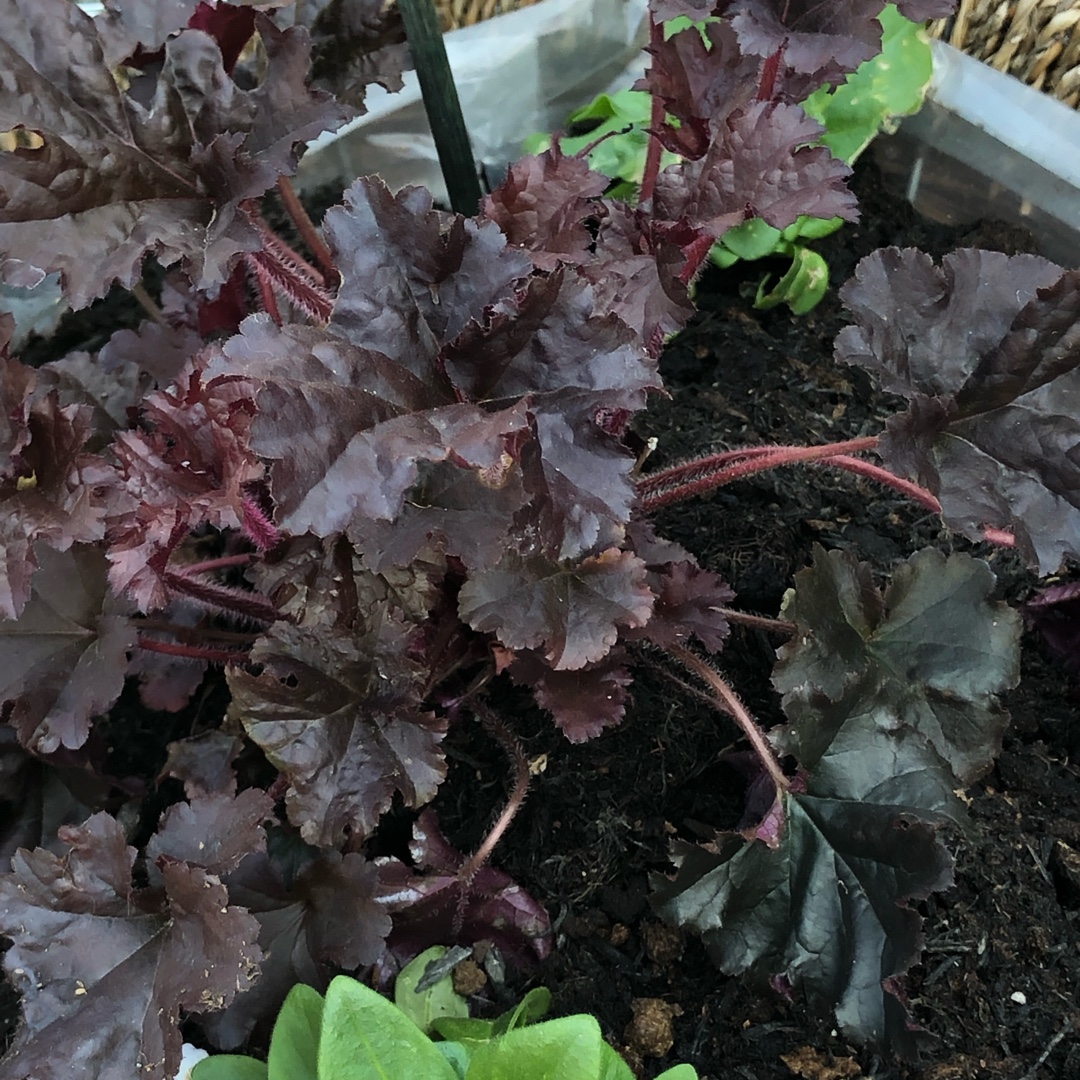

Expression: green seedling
xmin=191 ymin=948 xmax=697 ymax=1080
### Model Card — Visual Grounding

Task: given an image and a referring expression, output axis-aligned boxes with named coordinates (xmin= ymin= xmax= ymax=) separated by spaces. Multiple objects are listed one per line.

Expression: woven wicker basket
xmin=929 ymin=1 xmax=1080 ymax=107
xmin=432 ymin=0 xmax=542 ymax=31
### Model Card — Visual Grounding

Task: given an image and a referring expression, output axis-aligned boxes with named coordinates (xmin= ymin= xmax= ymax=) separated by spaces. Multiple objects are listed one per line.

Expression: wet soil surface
xmin=433 ymin=155 xmax=1080 ymax=1080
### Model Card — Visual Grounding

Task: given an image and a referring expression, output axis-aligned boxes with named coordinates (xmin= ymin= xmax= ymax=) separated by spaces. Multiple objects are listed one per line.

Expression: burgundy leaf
xmin=201 ymin=846 xmax=393 ymax=1049
xmin=207 ymin=316 xmax=533 ymax=543
xmin=508 ymin=649 xmax=633 ymax=742
xmin=653 ymin=102 xmax=857 ymax=238
xmin=1 ymin=545 xmax=135 ymax=755
xmin=836 ymin=249 xmax=1080 ymax=573
xmin=106 ymin=360 xmax=262 ymax=610
xmin=324 ymin=176 xmax=533 ymax=359
xmin=0 ymin=811 xmax=261 ymax=1080
xmin=481 ymin=149 xmax=610 ymax=270
xmin=159 ymin=731 xmax=245 ymax=797
xmin=458 ymin=548 xmax=654 ymax=671
xmin=1 ymin=365 xmax=116 ymax=619
xmin=377 ymin=809 xmax=552 ymax=973
xmin=228 ymin=619 xmax=447 ymax=846
xmin=727 ymin=0 xmax=886 ymax=84
xmin=308 ymin=0 xmax=410 ymax=109
xmin=98 ymin=318 xmax=204 ymax=388
xmin=585 ymin=204 xmax=697 ymax=348
xmin=148 ymin=789 xmax=273 ymax=876
xmin=639 ymin=22 xmax=759 ymax=159
xmin=0 ymin=2 xmax=351 ymax=308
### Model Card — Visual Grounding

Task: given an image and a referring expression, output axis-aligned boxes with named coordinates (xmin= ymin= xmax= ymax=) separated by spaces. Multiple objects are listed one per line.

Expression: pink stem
xmin=277 ymin=176 xmax=337 ymax=285
xmin=173 ymin=553 xmax=259 ymax=576
xmin=717 ymin=607 xmax=795 ymax=636
xmin=819 ymin=455 xmax=1017 ymax=547
xmin=637 ymin=445 xmax=782 ymax=497
xmin=640 ymin=436 xmax=879 ymax=511
xmin=818 ymin=454 xmax=941 ymax=513
xmin=250 ymin=247 xmax=334 ymax=324
xmin=667 ymin=644 xmax=788 ymax=794
xmin=245 ymin=253 xmax=283 ymax=324
xmin=164 ymin=570 xmax=282 ymax=625
xmin=137 ymin=635 xmax=248 ymax=664
xmin=981 ymin=527 xmax=1016 ymax=547
xmin=455 ymin=703 xmax=530 ymax=934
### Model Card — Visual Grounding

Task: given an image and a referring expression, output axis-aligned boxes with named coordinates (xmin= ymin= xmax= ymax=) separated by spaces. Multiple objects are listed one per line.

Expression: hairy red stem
xmin=818 ymin=453 xmax=941 ymax=513
xmin=667 ymin=644 xmax=789 ymax=794
xmin=165 ymin=570 xmax=283 ymax=625
xmin=640 ymin=436 xmax=879 ymax=511
xmin=717 ymin=607 xmax=795 ymax=636
xmin=277 ymin=176 xmax=337 ymax=284
xmin=245 ymin=253 xmax=283 ymax=324
xmin=819 ymin=455 xmax=1017 ymax=547
xmin=249 ymin=248 xmax=334 ymax=323
xmin=455 ymin=702 xmax=530 ymax=934
xmin=137 ymin=635 xmax=248 ymax=664
xmin=173 ymin=553 xmax=259 ymax=576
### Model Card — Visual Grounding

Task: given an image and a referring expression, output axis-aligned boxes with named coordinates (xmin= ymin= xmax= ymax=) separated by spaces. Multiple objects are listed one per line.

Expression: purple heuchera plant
xmin=4 ymin=0 xmax=1080 ymax=1073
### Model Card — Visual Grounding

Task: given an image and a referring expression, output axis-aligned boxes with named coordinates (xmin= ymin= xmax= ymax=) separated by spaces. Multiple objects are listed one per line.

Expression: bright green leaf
xmin=318 ymin=976 xmax=457 ymax=1080
xmin=191 ymin=1056 xmax=268 ymax=1080
xmin=395 ymin=947 xmax=470 ymax=1034
xmin=431 ymin=1017 xmax=498 ymax=1044
xmin=755 ymin=247 xmax=830 ymax=315
xmin=654 ymin=1066 xmax=699 ymax=1080
xmin=597 ymin=1041 xmax=636 ymax=1080
xmin=267 ymin=984 xmax=323 ymax=1080
xmin=465 ymin=1016 xmax=602 ymax=1080
xmin=492 ymin=987 xmax=552 ymax=1035
xmin=718 ymin=218 xmax=783 ymax=261
xmin=802 ymin=5 xmax=933 ymax=164
xmin=437 ymin=1042 xmax=472 ymax=1078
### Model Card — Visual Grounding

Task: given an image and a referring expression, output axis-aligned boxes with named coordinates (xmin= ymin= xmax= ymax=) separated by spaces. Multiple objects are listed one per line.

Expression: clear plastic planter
xmin=876 ymin=39 xmax=1080 ymax=268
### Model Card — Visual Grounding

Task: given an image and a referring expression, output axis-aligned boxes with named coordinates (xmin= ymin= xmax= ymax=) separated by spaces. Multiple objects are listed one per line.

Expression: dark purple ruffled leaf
xmin=653 ymin=102 xmax=857 ymax=238
xmin=458 ymin=548 xmax=654 ymax=671
xmin=507 ymin=649 xmax=633 ymax=742
xmin=228 ymin=618 xmax=447 ymax=847
xmin=1 ymin=545 xmax=135 ymax=755
xmin=200 ymin=845 xmax=392 ymax=1049
xmin=654 ymin=544 xmax=1016 ymax=1055
xmin=0 ymin=1 xmax=351 ymax=308
xmin=481 ymin=150 xmax=610 ymax=270
xmin=0 ymin=805 xmax=263 ymax=1080
xmin=836 ymin=248 xmax=1080 ymax=573
xmin=377 ymin=809 xmax=552 ymax=974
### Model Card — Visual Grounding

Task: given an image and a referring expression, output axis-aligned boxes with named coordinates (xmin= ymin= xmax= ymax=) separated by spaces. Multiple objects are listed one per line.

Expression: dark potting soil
xmin=5 ymin=153 xmax=1080 ymax=1079
xmin=431 ymin=154 xmax=1080 ymax=1080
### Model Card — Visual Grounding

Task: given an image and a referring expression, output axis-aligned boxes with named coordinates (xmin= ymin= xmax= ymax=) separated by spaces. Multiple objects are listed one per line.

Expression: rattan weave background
xmin=930 ymin=0 xmax=1080 ymax=107
xmin=432 ymin=0 xmax=542 ymax=30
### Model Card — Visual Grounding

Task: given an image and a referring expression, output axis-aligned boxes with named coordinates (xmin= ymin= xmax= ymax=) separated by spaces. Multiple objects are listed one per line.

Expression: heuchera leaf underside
xmin=836 ymin=248 xmax=1080 ymax=574
xmin=653 ymin=546 xmax=1019 ymax=1056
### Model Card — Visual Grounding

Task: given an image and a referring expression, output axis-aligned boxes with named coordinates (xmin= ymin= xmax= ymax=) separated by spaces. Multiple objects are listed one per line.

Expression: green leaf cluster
xmin=192 ymin=947 xmax=697 ymax=1080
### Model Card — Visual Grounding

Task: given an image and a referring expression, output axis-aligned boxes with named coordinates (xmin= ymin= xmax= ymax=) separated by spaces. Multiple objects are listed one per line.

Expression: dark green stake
xmin=397 ymin=0 xmax=483 ymax=216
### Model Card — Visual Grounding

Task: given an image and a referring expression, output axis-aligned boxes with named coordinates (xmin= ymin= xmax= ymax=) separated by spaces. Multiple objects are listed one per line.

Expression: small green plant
xmin=526 ymin=5 xmax=934 ymax=313
xmin=191 ymin=947 xmax=698 ymax=1080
